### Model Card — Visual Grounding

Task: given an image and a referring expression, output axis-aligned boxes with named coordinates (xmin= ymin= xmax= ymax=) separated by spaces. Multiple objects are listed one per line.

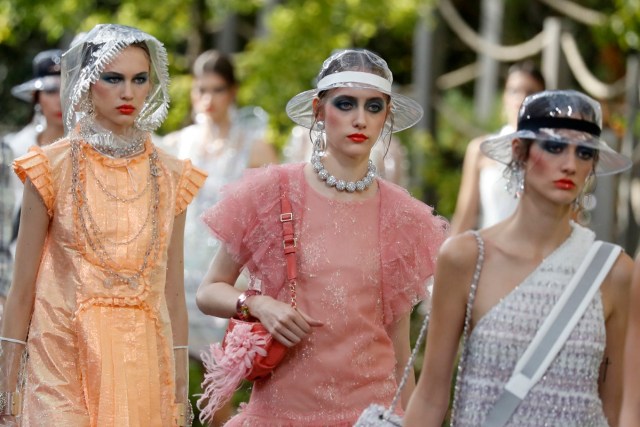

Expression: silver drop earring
xmin=313 ymin=120 xmax=326 ymax=154
xmin=505 ymin=162 xmax=525 ymax=199
xmin=573 ymin=173 xmax=597 ymax=224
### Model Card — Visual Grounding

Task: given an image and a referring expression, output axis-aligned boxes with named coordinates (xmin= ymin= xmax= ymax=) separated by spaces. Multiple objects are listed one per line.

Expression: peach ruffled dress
xmin=202 ymin=163 xmax=448 ymax=426
xmin=12 ymin=138 xmax=206 ymax=426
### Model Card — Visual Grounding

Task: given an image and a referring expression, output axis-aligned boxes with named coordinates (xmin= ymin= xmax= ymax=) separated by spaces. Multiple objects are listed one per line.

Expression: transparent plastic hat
xmin=60 ymin=23 xmax=170 ymax=133
xmin=286 ymin=49 xmax=423 ymax=134
xmin=480 ymin=90 xmax=631 ymax=176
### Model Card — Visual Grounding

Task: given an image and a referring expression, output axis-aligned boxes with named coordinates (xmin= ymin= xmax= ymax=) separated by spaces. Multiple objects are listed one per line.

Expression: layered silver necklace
xmin=311 ymin=154 xmax=377 ymax=192
xmin=70 ymin=117 xmax=162 ymax=290
xmin=79 ymin=119 xmax=147 ymax=159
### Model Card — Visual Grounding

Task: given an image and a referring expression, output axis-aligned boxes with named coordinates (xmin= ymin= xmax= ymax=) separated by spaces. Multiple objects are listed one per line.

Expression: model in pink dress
xmin=196 ymin=49 xmax=448 ymax=426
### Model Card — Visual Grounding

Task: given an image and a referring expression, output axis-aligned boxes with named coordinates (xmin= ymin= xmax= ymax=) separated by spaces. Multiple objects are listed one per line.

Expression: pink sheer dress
xmin=202 ymin=163 xmax=448 ymax=426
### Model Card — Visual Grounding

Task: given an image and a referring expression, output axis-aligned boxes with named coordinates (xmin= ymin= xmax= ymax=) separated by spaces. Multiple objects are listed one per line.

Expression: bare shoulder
xmin=601 ymin=249 xmax=634 ymax=310
xmin=249 ymin=138 xmax=278 ymax=167
xmin=430 ymin=232 xmax=483 ymax=309
xmin=464 ymin=135 xmax=486 ymax=158
xmin=438 ymin=231 xmax=482 ymax=274
xmin=606 ymin=250 xmax=634 ymax=291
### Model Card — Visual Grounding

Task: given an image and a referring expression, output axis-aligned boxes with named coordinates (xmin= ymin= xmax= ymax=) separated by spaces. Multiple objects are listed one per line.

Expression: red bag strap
xmin=278 ymin=169 xmax=297 ymax=308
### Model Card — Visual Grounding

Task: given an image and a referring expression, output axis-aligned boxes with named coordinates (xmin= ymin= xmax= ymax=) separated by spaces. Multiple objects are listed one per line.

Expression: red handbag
xmin=223 ymin=319 xmax=289 ymax=381
xmin=198 ymin=170 xmax=298 ymax=422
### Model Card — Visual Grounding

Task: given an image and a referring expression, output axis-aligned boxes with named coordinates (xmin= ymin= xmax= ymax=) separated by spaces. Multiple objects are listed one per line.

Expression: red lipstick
xmin=117 ymin=105 xmax=135 ymax=115
xmin=348 ymin=133 xmax=367 ymax=143
xmin=553 ymin=179 xmax=576 ymax=190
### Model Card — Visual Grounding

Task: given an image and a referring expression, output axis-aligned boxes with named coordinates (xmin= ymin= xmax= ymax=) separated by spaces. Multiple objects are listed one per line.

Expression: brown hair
xmin=192 ymin=50 xmax=236 ymax=87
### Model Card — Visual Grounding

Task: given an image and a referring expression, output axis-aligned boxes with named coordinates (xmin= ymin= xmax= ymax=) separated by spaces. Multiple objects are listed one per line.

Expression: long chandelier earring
xmin=505 ymin=161 xmax=525 ymax=199
xmin=573 ymin=173 xmax=597 ymax=223
xmin=79 ymin=96 xmax=96 ymax=120
xmin=313 ymin=120 xmax=326 ymax=155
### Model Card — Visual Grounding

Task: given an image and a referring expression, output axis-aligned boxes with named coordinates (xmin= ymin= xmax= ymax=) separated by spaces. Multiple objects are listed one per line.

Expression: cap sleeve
xmin=379 ymin=181 xmax=449 ymax=324
xmin=175 ymin=159 xmax=207 ymax=216
xmin=201 ymin=166 xmax=281 ymax=268
xmin=13 ymin=146 xmax=55 ymax=217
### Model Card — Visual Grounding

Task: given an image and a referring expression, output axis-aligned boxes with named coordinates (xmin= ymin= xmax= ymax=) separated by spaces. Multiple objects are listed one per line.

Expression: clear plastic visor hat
xmin=286 ymin=49 xmax=423 ymax=135
xmin=481 ymin=90 xmax=631 ymax=176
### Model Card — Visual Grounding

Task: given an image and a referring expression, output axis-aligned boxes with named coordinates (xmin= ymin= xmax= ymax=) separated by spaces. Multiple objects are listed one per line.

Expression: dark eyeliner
xmin=332 ymin=95 xmax=355 ymax=110
xmin=540 ymin=140 xmax=566 ymax=154
xmin=366 ymin=97 xmax=386 ymax=113
xmin=133 ymin=72 xmax=149 ymax=84
xmin=100 ymin=72 xmax=123 ymax=83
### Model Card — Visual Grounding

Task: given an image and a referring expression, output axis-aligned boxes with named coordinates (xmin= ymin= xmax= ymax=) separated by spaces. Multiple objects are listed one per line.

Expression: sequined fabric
xmin=202 ymin=163 xmax=448 ymax=426
xmin=452 ymin=223 xmax=609 ymax=426
xmin=162 ymin=107 xmax=269 ymax=355
xmin=11 ymin=138 xmax=205 ymax=426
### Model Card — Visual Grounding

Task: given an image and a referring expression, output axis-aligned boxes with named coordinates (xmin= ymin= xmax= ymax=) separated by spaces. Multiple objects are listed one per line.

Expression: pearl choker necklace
xmin=311 ymin=154 xmax=377 ymax=192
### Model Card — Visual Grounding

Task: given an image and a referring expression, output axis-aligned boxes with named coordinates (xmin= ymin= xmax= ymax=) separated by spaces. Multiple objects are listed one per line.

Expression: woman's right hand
xmin=247 ymin=296 xmax=324 ymax=347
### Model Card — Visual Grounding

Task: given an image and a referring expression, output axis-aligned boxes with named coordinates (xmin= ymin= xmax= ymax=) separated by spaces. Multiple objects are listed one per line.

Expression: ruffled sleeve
xmin=13 ymin=146 xmax=55 ymax=217
xmin=175 ymin=160 xmax=207 ymax=216
xmin=201 ymin=164 xmax=297 ymax=297
xmin=378 ymin=180 xmax=449 ymax=324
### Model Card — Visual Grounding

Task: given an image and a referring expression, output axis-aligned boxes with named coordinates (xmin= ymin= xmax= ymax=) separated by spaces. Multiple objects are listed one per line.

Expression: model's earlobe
xmin=312 ymin=98 xmax=324 ymax=121
xmin=511 ymin=139 xmax=525 ymax=163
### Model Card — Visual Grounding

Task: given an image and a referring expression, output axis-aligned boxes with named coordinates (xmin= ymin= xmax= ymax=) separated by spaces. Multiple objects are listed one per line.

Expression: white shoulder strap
xmin=483 ymin=240 xmax=621 ymax=427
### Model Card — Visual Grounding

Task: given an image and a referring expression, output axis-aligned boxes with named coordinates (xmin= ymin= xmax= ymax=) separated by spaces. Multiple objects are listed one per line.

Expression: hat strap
xmin=518 ymin=117 xmax=601 ymax=137
xmin=317 ymin=71 xmax=392 ymax=92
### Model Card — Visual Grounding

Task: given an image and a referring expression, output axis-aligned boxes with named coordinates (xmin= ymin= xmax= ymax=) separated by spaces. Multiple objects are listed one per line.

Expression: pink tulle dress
xmin=201 ymin=163 xmax=448 ymax=426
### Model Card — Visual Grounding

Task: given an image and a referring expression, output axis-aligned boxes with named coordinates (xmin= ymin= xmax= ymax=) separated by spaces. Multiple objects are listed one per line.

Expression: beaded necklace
xmin=70 ymin=137 xmax=161 ymax=290
xmin=311 ymin=154 xmax=376 ymax=192
xmin=79 ymin=120 xmax=147 ymax=159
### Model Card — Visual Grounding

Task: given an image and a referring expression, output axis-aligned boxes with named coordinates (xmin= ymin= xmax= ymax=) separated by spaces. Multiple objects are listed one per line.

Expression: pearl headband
xmin=316 ymin=71 xmax=392 ymax=92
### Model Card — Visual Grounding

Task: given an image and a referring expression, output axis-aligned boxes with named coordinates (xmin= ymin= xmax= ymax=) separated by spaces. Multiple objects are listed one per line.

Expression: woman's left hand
xmin=247 ymin=295 xmax=324 ymax=347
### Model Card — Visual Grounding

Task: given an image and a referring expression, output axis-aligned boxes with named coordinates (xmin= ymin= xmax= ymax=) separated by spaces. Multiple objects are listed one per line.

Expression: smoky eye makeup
xmin=365 ymin=98 xmax=386 ymax=113
xmin=133 ymin=72 xmax=150 ymax=84
xmin=99 ymin=72 xmax=123 ymax=84
xmin=575 ymin=145 xmax=597 ymax=160
xmin=99 ymin=72 xmax=149 ymax=85
xmin=538 ymin=140 xmax=568 ymax=154
xmin=330 ymin=95 xmax=387 ymax=112
xmin=331 ymin=95 xmax=356 ymax=110
xmin=538 ymin=140 xmax=597 ymax=160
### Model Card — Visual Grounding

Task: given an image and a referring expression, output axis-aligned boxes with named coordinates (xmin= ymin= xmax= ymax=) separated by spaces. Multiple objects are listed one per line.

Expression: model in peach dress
xmin=0 ymin=24 xmax=205 ymax=426
xmin=196 ymin=49 xmax=448 ymax=426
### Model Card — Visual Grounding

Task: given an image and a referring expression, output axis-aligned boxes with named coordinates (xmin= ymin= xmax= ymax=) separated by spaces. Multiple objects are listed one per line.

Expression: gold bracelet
xmin=0 ymin=391 xmax=21 ymax=416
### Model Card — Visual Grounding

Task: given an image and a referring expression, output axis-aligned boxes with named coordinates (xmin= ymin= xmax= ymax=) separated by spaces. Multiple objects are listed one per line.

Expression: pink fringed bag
xmin=198 ymin=171 xmax=298 ymax=423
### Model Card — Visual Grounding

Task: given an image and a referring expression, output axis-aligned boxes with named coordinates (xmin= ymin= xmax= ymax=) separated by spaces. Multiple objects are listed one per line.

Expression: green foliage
xmin=234 ymin=0 xmax=434 ymax=149
xmin=403 ymin=88 xmax=502 ymax=218
xmin=160 ymin=74 xmax=193 ymax=135
xmin=609 ymin=0 xmax=640 ymax=51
